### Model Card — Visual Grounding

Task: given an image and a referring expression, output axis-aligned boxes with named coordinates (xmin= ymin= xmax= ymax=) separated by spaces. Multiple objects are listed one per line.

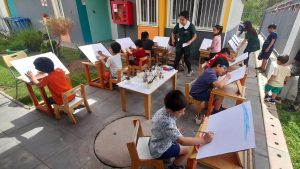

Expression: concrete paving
xmin=0 ymin=57 xmax=269 ymax=169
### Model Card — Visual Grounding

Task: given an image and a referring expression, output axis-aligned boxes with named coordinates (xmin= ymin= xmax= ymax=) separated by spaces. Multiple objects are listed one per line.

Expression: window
xmin=51 ymin=0 xmax=65 ymax=17
xmin=168 ymin=0 xmax=223 ymax=30
xmin=137 ymin=0 xmax=158 ymax=26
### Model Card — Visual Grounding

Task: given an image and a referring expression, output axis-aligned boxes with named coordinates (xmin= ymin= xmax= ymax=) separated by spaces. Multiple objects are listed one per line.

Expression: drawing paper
xmin=229 ymin=52 xmax=249 ymax=66
xmin=116 ymin=37 xmax=136 ymax=50
xmin=153 ymin=36 xmax=170 ymax=48
xmin=199 ymin=38 xmax=212 ymax=50
xmin=218 ymin=65 xmax=246 ymax=85
xmin=228 ymin=39 xmax=238 ymax=52
xmin=79 ymin=43 xmax=111 ymax=63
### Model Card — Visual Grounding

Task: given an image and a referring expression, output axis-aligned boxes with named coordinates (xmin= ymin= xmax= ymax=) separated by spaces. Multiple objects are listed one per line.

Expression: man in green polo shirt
xmin=171 ymin=11 xmax=197 ymax=77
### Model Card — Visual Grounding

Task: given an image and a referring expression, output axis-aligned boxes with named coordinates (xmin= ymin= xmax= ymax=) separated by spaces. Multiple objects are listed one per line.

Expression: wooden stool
xmin=185 ymin=81 xmax=203 ymax=114
xmin=109 ymin=67 xmax=129 ymax=90
xmin=129 ymin=56 xmax=148 ymax=74
xmin=127 ymin=119 xmax=164 ymax=169
xmin=53 ymin=84 xmax=92 ymax=124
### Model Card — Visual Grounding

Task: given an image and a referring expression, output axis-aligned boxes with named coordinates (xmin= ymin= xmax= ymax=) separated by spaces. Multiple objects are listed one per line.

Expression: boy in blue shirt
xmin=190 ymin=57 xmax=231 ymax=114
xmin=149 ymin=90 xmax=214 ymax=169
xmin=257 ymin=24 xmax=277 ymax=72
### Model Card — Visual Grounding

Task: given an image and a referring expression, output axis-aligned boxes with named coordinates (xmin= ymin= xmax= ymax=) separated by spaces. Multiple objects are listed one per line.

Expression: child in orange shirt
xmin=26 ymin=57 xmax=74 ymax=105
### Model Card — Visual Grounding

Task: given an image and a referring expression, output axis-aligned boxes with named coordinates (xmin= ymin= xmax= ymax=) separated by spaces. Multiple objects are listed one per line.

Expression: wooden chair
xmin=109 ymin=67 xmax=129 ymax=90
xmin=127 ymin=119 xmax=164 ymax=169
xmin=146 ymin=50 xmax=156 ymax=68
xmin=53 ymin=84 xmax=91 ymax=124
xmin=185 ymin=81 xmax=203 ymax=114
xmin=2 ymin=51 xmax=27 ymax=98
xmin=129 ymin=56 xmax=148 ymax=74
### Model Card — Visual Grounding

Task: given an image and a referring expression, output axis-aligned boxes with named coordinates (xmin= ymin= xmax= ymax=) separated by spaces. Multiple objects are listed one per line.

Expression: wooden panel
xmin=137 ymin=26 xmax=159 ymax=40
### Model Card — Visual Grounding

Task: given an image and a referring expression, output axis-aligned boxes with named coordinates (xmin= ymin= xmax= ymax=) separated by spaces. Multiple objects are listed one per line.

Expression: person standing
xmin=171 ymin=11 xmax=197 ymax=77
xmin=237 ymin=21 xmax=260 ymax=67
xmin=284 ymin=50 xmax=300 ymax=112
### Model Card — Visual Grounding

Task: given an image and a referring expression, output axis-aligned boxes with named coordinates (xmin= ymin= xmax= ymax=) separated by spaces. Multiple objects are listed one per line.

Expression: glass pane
xmin=141 ymin=0 xmax=148 ymax=22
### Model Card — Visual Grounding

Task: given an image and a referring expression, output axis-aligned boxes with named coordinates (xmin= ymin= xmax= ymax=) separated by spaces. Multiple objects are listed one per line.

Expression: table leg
xmin=38 ymin=86 xmax=54 ymax=115
xmin=206 ymin=93 xmax=215 ymax=116
xmin=187 ymin=158 xmax=197 ymax=169
xmin=172 ymin=74 xmax=177 ymax=90
xmin=83 ymin=64 xmax=91 ymax=85
xmin=96 ymin=63 xmax=104 ymax=87
xmin=144 ymin=94 xmax=151 ymax=120
xmin=120 ymin=88 xmax=126 ymax=112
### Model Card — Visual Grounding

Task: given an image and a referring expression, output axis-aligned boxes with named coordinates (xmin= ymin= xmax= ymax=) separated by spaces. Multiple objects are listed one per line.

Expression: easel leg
xmin=187 ymin=158 xmax=197 ymax=169
xmin=25 ymin=83 xmax=39 ymax=107
xmin=83 ymin=64 xmax=92 ymax=85
xmin=172 ymin=74 xmax=177 ymax=90
xmin=96 ymin=64 xmax=104 ymax=87
xmin=145 ymin=94 xmax=151 ymax=119
xmin=120 ymin=88 xmax=126 ymax=112
xmin=206 ymin=93 xmax=215 ymax=116
xmin=38 ymin=86 xmax=54 ymax=115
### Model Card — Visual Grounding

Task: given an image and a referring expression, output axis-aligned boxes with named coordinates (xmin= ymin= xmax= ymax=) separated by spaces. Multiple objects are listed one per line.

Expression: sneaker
xmin=264 ymin=94 xmax=271 ymax=100
xmin=187 ymin=70 xmax=193 ymax=77
xmin=267 ymin=99 xmax=276 ymax=105
xmin=168 ymin=163 xmax=185 ymax=169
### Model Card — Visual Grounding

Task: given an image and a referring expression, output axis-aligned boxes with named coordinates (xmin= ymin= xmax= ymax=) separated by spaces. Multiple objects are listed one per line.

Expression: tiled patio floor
xmin=0 ymin=56 xmax=269 ymax=169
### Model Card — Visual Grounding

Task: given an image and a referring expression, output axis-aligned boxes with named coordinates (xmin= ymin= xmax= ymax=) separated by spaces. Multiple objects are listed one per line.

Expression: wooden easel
xmin=82 ymin=61 xmax=106 ymax=89
xmin=206 ymin=74 xmax=247 ymax=116
xmin=187 ymin=117 xmax=252 ymax=169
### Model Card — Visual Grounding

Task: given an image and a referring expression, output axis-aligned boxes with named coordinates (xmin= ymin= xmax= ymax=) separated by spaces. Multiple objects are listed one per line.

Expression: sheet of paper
xmin=228 ymin=39 xmax=238 ymax=52
xmin=182 ymin=43 xmax=189 ymax=48
xmin=229 ymin=52 xmax=249 ymax=66
xmin=10 ymin=52 xmax=69 ymax=83
xmin=153 ymin=36 xmax=170 ymax=48
xmin=79 ymin=43 xmax=111 ymax=63
xmin=199 ymin=38 xmax=212 ymax=50
xmin=116 ymin=37 xmax=136 ymax=50
xmin=197 ymin=101 xmax=255 ymax=159
xmin=218 ymin=65 xmax=246 ymax=85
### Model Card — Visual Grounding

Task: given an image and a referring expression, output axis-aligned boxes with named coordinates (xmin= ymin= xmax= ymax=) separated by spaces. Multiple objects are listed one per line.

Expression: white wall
xmin=0 ymin=0 xmax=9 ymax=17
xmin=227 ymin=0 xmax=244 ymax=32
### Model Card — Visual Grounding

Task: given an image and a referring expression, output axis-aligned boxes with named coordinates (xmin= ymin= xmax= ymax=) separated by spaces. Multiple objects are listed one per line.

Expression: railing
xmin=260 ymin=1 xmax=300 ymax=55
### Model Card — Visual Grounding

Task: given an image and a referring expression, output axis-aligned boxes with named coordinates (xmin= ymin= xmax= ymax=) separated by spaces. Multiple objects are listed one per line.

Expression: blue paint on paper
xmin=242 ymin=104 xmax=250 ymax=141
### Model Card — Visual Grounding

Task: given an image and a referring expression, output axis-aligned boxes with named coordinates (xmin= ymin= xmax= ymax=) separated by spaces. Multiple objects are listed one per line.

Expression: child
xmin=129 ymin=39 xmax=146 ymax=66
xmin=265 ymin=55 xmax=290 ymax=104
xmin=190 ymin=57 xmax=231 ymax=114
xmin=98 ymin=42 xmax=122 ymax=80
xmin=206 ymin=47 xmax=235 ymax=68
xmin=207 ymin=25 xmax=223 ymax=59
xmin=149 ymin=90 xmax=214 ymax=169
xmin=141 ymin=31 xmax=154 ymax=51
xmin=257 ymin=24 xmax=277 ymax=73
xmin=26 ymin=57 xmax=75 ymax=105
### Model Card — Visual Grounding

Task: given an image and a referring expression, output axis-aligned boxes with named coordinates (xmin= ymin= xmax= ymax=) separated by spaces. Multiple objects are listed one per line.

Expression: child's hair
xmin=244 ymin=21 xmax=258 ymax=37
xmin=164 ymin=90 xmax=187 ymax=112
xmin=135 ymin=39 xmax=143 ymax=48
xmin=110 ymin=42 xmax=121 ymax=54
xmin=268 ymin=24 xmax=277 ymax=30
xmin=179 ymin=11 xmax=189 ymax=20
xmin=213 ymin=25 xmax=223 ymax=36
xmin=211 ymin=57 xmax=229 ymax=68
xmin=277 ymin=55 xmax=289 ymax=64
xmin=220 ymin=47 xmax=230 ymax=55
xmin=141 ymin=31 xmax=149 ymax=41
xmin=33 ymin=57 xmax=54 ymax=73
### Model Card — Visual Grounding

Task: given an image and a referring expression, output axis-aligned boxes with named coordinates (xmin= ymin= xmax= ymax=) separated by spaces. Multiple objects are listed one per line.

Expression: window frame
xmin=136 ymin=0 xmax=159 ymax=27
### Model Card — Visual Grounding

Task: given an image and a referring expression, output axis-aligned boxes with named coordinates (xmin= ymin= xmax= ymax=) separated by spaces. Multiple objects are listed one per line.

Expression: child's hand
xmin=25 ymin=71 xmax=34 ymax=78
xmin=225 ymin=73 xmax=231 ymax=80
xmin=204 ymin=131 xmax=214 ymax=144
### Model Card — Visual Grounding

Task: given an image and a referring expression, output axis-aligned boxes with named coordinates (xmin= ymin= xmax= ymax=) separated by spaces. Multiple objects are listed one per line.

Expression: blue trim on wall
xmin=75 ymin=0 xmax=92 ymax=44
xmin=7 ymin=0 xmax=18 ymax=17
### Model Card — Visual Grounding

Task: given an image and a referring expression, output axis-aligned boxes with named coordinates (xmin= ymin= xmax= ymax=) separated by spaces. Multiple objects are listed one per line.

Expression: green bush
xmin=0 ymin=36 xmax=9 ymax=52
xmin=9 ymin=29 xmax=43 ymax=52
xmin=40 ymin=40 xmax=57 ymax=54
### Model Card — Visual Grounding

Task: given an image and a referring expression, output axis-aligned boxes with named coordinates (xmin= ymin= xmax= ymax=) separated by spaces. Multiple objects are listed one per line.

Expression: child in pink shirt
xmin=207 ymin=25 xmax=223 ymax=59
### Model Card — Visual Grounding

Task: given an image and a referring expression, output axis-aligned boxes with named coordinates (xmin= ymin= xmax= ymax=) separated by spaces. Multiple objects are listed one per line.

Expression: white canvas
xmin=153 ymin=36 xmax=170 ymax=48
xmin=229 ymin=52 xmax=248 ymax=66
xmin=199 ymin=38 xmax=212 ymax=50
xmin=10 ymin=52 xmax=69 ymax=83
xmin=228 ymin=39 xmax=238 ymax=52
xmin=218 ymin=65 xmax=246 ymax=85
xmin=79 ymin=43 xmax=111 ymax=63
xmin=196 ymin=101 xmax=255 ymax=159
xmin=116 ymin=37 xmax=136 ymax=50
